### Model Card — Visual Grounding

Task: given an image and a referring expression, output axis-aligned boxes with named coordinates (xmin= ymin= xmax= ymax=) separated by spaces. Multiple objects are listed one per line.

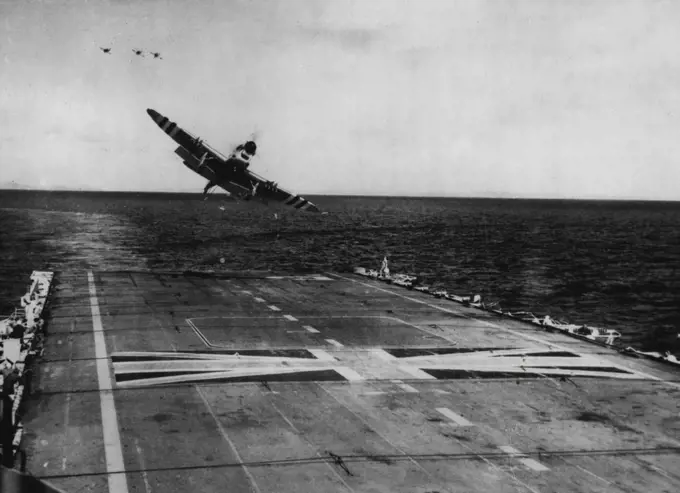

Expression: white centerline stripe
xmin=283 ymin=314 xmax=298 ymax=321
xmin=267 ymin=305 xmax=281 ymax=311
xmin=326 ymin=338 xmax=344 ymax=348
xmin=88 ymin=271 xmax=129 ymax=493
xmin=498 ymin=446 xmax=550 ymax=472
xmin=436 ymin=407 xmax=473 ymax=427
xmin=253 ymin=297 xmax=265 ymax=303
xmin=303 ymin=325 xmax=320 ymax=333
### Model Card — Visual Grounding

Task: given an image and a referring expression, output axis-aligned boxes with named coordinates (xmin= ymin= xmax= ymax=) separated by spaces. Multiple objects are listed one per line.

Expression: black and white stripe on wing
xmin=284 ymin=194 xmax=318 ymax=212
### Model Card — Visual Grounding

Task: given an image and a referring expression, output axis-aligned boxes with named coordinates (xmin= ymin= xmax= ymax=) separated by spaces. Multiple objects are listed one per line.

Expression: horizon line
xmin=1 ymin=187 xmax=678 ymax=203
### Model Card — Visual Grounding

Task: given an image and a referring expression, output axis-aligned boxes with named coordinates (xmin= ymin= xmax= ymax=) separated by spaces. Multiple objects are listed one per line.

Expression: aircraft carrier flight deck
xmin=6 ymin=268 xmax=680 ymax=493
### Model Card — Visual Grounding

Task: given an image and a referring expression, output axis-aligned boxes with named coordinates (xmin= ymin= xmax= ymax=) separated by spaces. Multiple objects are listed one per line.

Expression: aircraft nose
xmin=147 ymin=108 xmax=160 ymax=120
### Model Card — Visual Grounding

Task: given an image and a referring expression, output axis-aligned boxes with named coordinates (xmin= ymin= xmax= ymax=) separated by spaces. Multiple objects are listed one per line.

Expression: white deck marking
xmin=303 ymin=325 xmax=320 ymax=333
xmin=648 ymin=464 xmax=674 ymax=481
xmin=196 ymin=386 xmax=262 ymax=493
xmin=135 ymin=438 xmax=152 ymax=493
xmin=392 ymin=380 xmax=419 ymax=393
xmin=400 ymin=365 xmax=437 ymax=380
xmin=186 ymin=319 xmax=211 ymax=347
xmin=575 ymin=464 xmax=612 ymax=485
xmin=283 ymin=314 xmax=298 ymax=321
xmin=309 ymin=349 xmax=336 ymax=361
xmin=498 ymin=446 xmax=550 ymax=472
xmin=371 ymin=348 xmax=397 ymax=361
xmin=61 ymin=392 xmax=71 ymax=471
xmin=87 ymin=271 xmax=129 ymax=493
xmin=267 ymin=305 xmax=281 ymax=311
xmin=325 ymin=338 xmax=344 ymax=348
xmin=253 ymin=297 xmax=265 ymax=303
xmin=331 ymin=273 xmax=680 ymax=389
xmin=335 ymin=367 xmax=365 ymax=381
xmin=436 ymin=407 xmax=473 ymax=427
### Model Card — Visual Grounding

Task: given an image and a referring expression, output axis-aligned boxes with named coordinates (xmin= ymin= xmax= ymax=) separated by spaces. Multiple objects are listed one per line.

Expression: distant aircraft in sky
xmin=99 ymin=47 xmax=111 ymax=54
xmin=151 ymin=51 xmax=162 ymax=59
xmin=146 ymin=108 xmax=321 ymax=213
xmin=132 ymin=49 xmax=144 ymax=57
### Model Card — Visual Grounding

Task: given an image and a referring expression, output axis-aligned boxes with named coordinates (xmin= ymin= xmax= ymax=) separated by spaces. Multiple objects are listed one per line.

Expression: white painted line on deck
xmin=309 ymin=349 xmax=337 ymax=361
xmin=371 ymin=348 xmax=397 ymax=361
xmin=498 ymin=446 xmax=550 ymax=472
xmin=326 ymin=338 xmax=344 ymax=348
xmin=87 ymin=271 xmax=129 ymax=493
xmin=283 ymin=314 xmax=298 ymax=321
xmin=400 ymin=365 xmax=437 ymax=380
xmin=436 ymin=407 xmax=473 ymax=427
xmin=267 ymin=305 xmax=281 ymax=311
xmin=393 ymin=381 xmax=419 ymax=393
xmin=135 ymin=438 xmax=152 ymax=493
xmin=186 ymin=318 xmax=211 ymax=348
xmin=253 ymin=297 xmax=265 ymax=303
xmin=196 ymin=386 xmax=262 ymax=493
xmin=335 ymin=367 xmax=365 ymax=381
xmin=648 ymin=464 xmax=674 ymax=481
xmin=575 ymin=464 xmax=612 ymax=485
xmin=303 ymin=325 xmax=320 ymax=333
xmin=62 ymin=392 xmax=71 ymax=471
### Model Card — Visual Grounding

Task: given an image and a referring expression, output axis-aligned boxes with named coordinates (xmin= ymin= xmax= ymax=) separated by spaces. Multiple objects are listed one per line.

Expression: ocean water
xmin=1 ymin=190 xmax=678 ymax=353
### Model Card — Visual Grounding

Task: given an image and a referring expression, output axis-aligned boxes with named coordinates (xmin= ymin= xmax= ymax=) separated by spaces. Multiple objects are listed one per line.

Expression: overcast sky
xmin=1 ymin=0 xmax=679 ymax=199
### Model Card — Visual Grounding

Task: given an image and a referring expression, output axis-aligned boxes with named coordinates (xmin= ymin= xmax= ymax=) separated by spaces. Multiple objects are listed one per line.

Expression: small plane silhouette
xmin=151 ymin=52 xmax=162 ymax=59
xmin=132 ymin=49 xmax=144 ymax=56
xmin=100 ymin=47 xmax=111 ymax=54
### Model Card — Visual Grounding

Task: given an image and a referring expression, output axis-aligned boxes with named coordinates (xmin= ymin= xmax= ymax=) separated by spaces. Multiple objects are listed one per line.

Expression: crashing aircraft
xmin=146 ymin=108 xmax=321 ymax=213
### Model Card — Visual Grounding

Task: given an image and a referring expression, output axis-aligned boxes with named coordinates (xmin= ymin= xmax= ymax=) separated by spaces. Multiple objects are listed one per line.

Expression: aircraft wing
xmin=216 ymin=169 xmax=321 ymax=212
xmin=147 ymin=108 xmax=321 ymax=212
xmin=174 ymin=146 xmax=218 ymax=182
xmin=247 ymin=171 xmax=320 ymax=212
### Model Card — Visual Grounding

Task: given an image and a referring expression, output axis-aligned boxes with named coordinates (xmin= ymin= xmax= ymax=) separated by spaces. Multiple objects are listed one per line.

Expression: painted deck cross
xmin=110 ymin=347 xmax=643 ymax=388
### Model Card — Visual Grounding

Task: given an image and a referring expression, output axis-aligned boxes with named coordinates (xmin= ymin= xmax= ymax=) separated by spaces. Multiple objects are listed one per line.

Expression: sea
xmin=1 ymin=190 xmax=678 ymax=355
